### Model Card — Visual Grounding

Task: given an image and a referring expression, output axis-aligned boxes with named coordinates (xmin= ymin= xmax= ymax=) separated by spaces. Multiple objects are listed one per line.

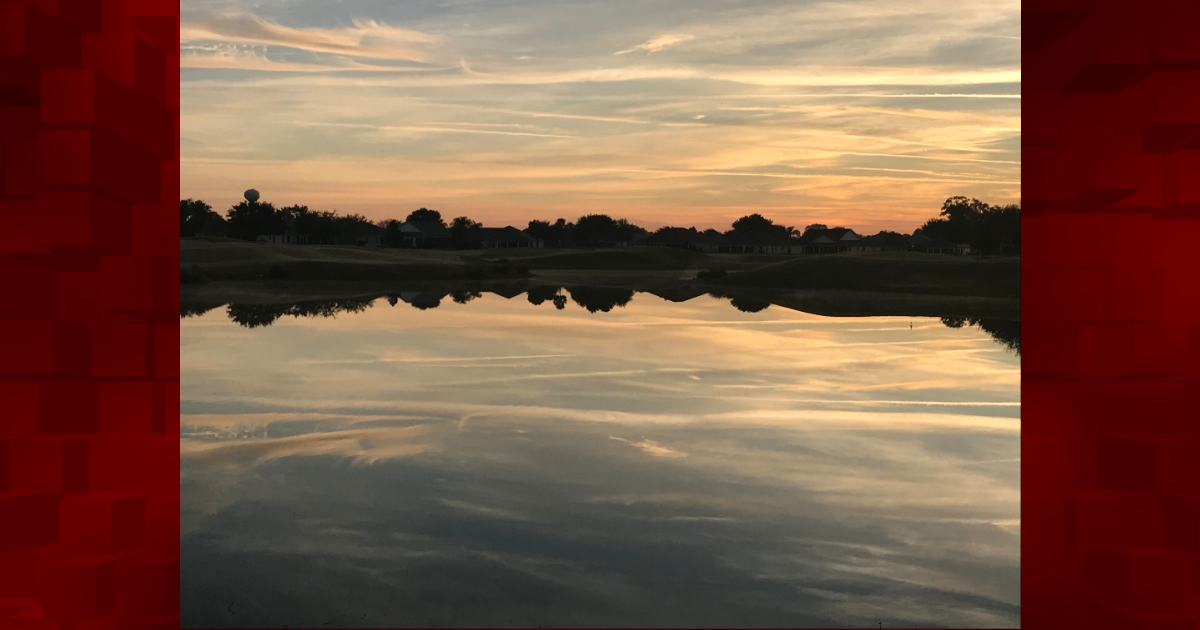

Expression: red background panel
xmin=1025 ymin=3 xmax=1200 ymax=629
xmin=0 ymin=0 xmax=179 ymax=627
xmin=2 ymin=0 xmax=1198 ymax=627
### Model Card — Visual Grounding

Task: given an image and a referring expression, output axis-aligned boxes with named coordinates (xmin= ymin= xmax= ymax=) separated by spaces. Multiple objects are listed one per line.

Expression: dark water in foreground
xmin=181 ymin=289 xmax=1019 ymax=628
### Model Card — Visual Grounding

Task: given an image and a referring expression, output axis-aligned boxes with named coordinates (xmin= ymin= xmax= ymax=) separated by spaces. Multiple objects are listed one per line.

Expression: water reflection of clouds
xmin=181 ymin=293 xmax=1018 ymax=628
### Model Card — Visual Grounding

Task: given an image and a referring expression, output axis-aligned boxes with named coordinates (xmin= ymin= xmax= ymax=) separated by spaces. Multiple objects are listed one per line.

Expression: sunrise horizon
xmin=181 ymin=0 xmax=1020 ymax=235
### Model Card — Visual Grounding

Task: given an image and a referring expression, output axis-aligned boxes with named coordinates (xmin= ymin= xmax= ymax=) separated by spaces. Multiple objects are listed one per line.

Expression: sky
xmin=180 ymin=0 xmax=1021 ymax=233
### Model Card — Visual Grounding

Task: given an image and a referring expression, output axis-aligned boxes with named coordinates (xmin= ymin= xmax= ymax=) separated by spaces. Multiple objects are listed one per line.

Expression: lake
xmin=180 ymin=287 xmax=1020 ymax=628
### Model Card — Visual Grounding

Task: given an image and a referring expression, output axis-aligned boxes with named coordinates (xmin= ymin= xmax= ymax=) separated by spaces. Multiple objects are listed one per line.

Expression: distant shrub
xmin=696 ymin=268 xmax=726 ymax=280
xmin=267 ymin=264 xmax=288 ymax=280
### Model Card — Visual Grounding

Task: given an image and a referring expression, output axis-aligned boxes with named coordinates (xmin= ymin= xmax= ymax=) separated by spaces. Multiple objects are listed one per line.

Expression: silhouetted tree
xmin=572 ymin=214 xmax=645 ymax=246
xmin=332 ymin=212 xmax=376 ymax=238
xmin=647 ymin=226 xmax=700 ymax=244
xmin=408 ymin=293 xmax=443 ymax=310
xmin=918 ymin=197 xmax=982 ymax=247
xmin=527 ymin=218 xmax=575 ymax=247
xmin=269 ymin=205 xmax=379 ymax=244
xmin=180 ymin=301 xmax=224 ymax=318
xmin=567 ymin=286 xmax=635 ymax=313
xmin=226 ymin=199 xmax=284 ymax=240
xmin=975 ymin=318 xmax=1020 ymax=354
xmin=226 ymin=303 xmax=286 ymax=328
xmin=527 ymin=285 xmax=563 ymax=306
xmin=180 ymin=199 xmax=224 ymax=237
xmin=915 ymin=197 xmax=1020 ymax=256
xmin=863 ymin=230 xmax=912 ymax=251
xmin=730 ymin=214 xmax=796 ymax=239
xmin=449 ymin=216 xmax=483 ymax=249
xmin=225 ymin=298 xmax=374 ymax=328
xmin=941 ymin=316 xmax=1020 ymax=354
xmin=451 ymin=290 xmax=482 ymax=304
xmin=941 ymin=316 xmax=967 ymax=328
xmin=406 ymin=208 xmax=444 ymax=226
xmin=803 ymin=223 xmax=828 ymax=234
xmin=945 ymin=197 xmax=988 ymax=247
xmin=384 ymin=220 xmax=403 ymax=248
xmin=729 ymin=296 xmax=770 ymax=313
xmin=976 ymin=209 xmax=1005 ymax=257
xmin=992 ymin=203 xmax=1021 ymax=255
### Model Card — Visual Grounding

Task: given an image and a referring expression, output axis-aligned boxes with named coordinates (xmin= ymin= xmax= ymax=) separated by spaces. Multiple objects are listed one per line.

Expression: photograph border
xmin=1 ymin=1 xmax=1197 ymax=627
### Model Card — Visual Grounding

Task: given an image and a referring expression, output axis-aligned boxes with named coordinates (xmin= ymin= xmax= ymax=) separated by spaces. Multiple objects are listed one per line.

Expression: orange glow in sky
xmin=180 ymin=1 xmax=1020 ymax=233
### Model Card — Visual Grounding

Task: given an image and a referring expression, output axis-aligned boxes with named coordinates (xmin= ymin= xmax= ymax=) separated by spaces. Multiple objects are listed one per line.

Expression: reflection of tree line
xmin=706 ymin=290 xmax=771 ymax=313
xmin=941 ymin=317 xmax=1020 ymax=354
xmin=181 ymin=298 xmax=375 ymax=328
xmin=180 ymin=289 xmax=1019 ymax=353
xmin=385 ymin=286 xmax=635 ymax=313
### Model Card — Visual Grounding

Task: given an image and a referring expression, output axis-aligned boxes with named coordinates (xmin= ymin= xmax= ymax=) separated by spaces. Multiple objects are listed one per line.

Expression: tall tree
xmin=406 ymin=208 xmax=444 ymax=225
xmin=527 ymin=218 xmax=575 ymax=247
xmin=913 ymin=197 xmax=1019 ymax=255
xmin=939 ymin=196 xmax=989 ymax=245
xmin=572 ymin=214 xmax=644 ymax=246
xmin=384 ymin=220 xmax=403 ymax=248
xmin=863 ymin=230 xmax=911 ymax=251
xmin=226 ymin=199 xmax=284 ymax=240
xmin=730 ymin=214 xmax=796 ymax=239
xmin=449 ymin=216 xmax=483 ymax=249
xmin=995 ymin=203 xmax=1021 ymax=254
xmin=180 ymin=199 xmax=220 ymax=237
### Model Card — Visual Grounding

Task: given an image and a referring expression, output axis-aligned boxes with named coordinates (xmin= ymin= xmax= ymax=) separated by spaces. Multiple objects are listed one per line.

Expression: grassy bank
xmin=180 ymin=238 xmax=533 ymax=283
xmin=181 ymin=239 xmax=1020 ymax=308
xmin=709 ymin=251 xmax=1020 ymax=298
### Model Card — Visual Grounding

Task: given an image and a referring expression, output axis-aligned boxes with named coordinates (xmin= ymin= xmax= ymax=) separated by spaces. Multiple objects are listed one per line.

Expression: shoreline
xmin=181 ymin=279 xmax=1020 ymax=320
xmin=181 ymin=239 xmax=1020 ymax=320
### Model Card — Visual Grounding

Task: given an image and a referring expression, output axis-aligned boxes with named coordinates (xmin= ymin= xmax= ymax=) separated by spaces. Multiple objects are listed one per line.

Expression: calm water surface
xmin=181 ymin=290 xmax=1020 ymax=628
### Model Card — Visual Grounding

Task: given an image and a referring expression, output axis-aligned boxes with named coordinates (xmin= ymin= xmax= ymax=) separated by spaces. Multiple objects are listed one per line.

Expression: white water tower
xmin=244 ymin=188 xmax=260 ymax=203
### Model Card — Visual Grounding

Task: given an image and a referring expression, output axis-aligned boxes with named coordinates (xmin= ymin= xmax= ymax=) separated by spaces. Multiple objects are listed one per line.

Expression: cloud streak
xmin=180 ymin=0 xmax=1020 ymax=232
xmin=182 ymin=14 xmax=438 ymax=63
xmin=615 ymin=34 xmax=696 ymax=55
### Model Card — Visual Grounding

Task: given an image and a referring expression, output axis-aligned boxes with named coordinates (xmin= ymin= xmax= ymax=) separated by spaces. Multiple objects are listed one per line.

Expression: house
xmin=479 ymin=226 xmax=542 ymax=249
xmin=796 ymin=228 xmax=875 ymax=254
xmin=399 ymin=221 xmax=452 ymax=248
xmin=354 ymin=224 xmax=386 ymax=247
xmin=909 ymin=234 xmax=972 ymax=255
xmin=256 ymin=223 xmax=386 ymax=247
xmin=716 ymin=231 xmax=797 ymax=254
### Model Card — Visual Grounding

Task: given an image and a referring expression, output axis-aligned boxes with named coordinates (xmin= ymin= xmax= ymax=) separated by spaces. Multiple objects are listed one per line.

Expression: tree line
xmin=181 ymin=194 xmax=1019 ymax=255
xmin=914 ymin=196 xmax=1021 ymax=256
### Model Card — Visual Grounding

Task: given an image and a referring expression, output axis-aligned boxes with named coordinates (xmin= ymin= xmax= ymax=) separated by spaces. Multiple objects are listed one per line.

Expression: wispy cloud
xmin=180 ymin=0 xmax=1020 ymax=232
xmin=610 ymin=436 xmax=687 ymax=458
xmin=181 ymin=14 xmax=438 ymax=63
xmin=615 ymin=34 xmax=695 ymax=55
